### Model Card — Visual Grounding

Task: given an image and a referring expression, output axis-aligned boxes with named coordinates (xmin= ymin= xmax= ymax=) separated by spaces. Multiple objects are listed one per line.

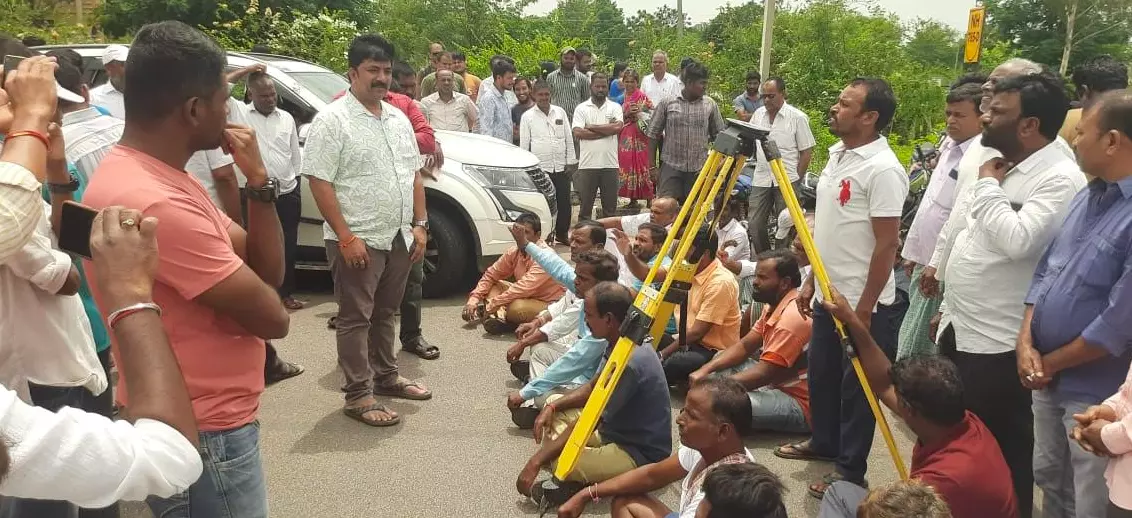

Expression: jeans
xmin=275 ymin=185 xmax=301 ymax=299
xmin=1032 ymin=389 xmax=1110 ymax=518
xmin=807 ymin=304 xmax=898 ymax=484
xmin=724 ymin=358 xmax=810 ymax=434
xmin=147 ymin=422 xmax=266 ymax=518
xmin=549 ymin=168 xmax=573 ymax=242
xmin=662 ymin=343 xmax=716 ymax=384
xmin=399 ymin=258 xmax=425 ymax=346
xmin=817 ymin=481 xmax=868 ymax=518
xmin=575 ymin=167 xmax=619 ymax=220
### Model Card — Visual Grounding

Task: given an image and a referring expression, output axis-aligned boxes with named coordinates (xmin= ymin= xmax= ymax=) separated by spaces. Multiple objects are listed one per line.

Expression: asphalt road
xmin=122 ymin=274 xmax=918 ymax=518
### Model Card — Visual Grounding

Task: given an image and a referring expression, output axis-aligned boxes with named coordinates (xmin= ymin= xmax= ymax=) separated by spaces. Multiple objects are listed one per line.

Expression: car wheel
xmin=421 ymin=209 xmax=469 ymax=298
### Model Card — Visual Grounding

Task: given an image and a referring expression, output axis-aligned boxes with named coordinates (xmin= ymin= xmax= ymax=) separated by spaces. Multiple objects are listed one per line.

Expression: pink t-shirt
xmin=83 ymin=145 xmax=264 ymax=432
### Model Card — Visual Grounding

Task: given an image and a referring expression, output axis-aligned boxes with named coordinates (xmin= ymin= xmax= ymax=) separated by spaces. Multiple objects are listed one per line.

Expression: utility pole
xmin=677 ymin=0 xmax=684 ymax=38
xmin=759 ymin=0 xmax=776 ymax=79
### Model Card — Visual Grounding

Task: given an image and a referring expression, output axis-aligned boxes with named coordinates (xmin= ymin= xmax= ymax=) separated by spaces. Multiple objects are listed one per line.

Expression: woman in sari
xmin=617 ymin=69 xmax=654 ymax=208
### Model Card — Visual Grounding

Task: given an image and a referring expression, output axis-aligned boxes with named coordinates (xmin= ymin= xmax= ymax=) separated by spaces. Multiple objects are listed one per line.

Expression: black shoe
xmin=511 ymin=405 xmax=540 ymax=429
xmin=510 ymin=360 xmax=531 ymax=383
xmin=401 ymin=337 xmax=441 ymax=360
xmin=265 ymin=360 xmax=305 ymax=386
xmin=531 ymin=478 xmax=585 ymax=509
xmin=482 ymin=316 xmax=513 ymax=336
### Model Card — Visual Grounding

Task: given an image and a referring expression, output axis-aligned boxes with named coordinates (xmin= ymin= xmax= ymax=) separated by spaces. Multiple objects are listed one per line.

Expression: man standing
xmin=451 ymin=51 xmax=481 ymax=102
xmin=896 ymin=82 xmax=982 ymax=360
xmin=576 ymin=48 xmax=595 ymax=79
xmin=648 ymin=62 xmax=726 ymax=203
xmin=732 ymin=71 xmax=763 ymax=122
xmin=53 ymin=60 xmax=124 ymax=183
xmin=89 ymin=45 xmax=127 ymax=119
xmin=83 ymin=21 xmax=290 ymax=517
xmin=478 ymin=55 xmax=520 ymax=107
xmin=937 ymin=73 xmax=1085 ymax=518
xmin=641 ymin=50 xmax=683 ymax=106
xmin=572 ymin=72 xmax=623 ymax=221
xmin=511 ymin=78 xmax=535 ymax=144
xmin=782 ymin=78 xmax=907 ymax=499
xmin=392 ymin=61 xmax=421 ymax=102
xmin=477 ymin=59 xmax=518 ymax=142
xmin=244 ymin=71 xmax=304 ymax=311
xmin=304 ymin=35 xmax=433 ymax=427
xmin=419 ymin=41 xmax=444 ymax=79
xmin=419 ymin=51 xmax=468 ymax=98
xmin=1060 ymin=55 xmax=1128 ymax=146
xmin=421 ymin=69 xmax=478 ymax=132
xmin=746 ymin=77 xmax=815 ymax=253
xmin=547 ymin=47 xmax=590 ymax=124
xmin=519 ymin=80 xmax=575 ymax=243
xmin=1023 ymin=90 xmax=1132 ymax=518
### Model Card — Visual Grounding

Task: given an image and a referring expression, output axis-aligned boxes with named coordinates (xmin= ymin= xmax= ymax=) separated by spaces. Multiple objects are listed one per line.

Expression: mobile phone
xmin=59 ymin=201 xmax=98 ymax=259
xmin=3 ymin=55 xmax=25 ymax=77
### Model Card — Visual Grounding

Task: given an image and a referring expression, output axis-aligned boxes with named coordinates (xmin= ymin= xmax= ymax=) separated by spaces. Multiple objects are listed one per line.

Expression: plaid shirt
xmin=647 ymin=95 xmax=725 ymax=172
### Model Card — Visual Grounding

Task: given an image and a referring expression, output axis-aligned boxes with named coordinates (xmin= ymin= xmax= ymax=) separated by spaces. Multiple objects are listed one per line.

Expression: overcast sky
xmin=525 ymin=0 xmax=977 ymax=32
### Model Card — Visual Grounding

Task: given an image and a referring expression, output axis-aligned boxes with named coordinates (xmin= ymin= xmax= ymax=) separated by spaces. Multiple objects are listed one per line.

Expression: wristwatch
xmin=48 ymin=176 xmax=80 ymax=194
xmin=245 ymin=177 xmax=279 ymax=203
xmin=414 ymin=219 xmax=430 ymax=231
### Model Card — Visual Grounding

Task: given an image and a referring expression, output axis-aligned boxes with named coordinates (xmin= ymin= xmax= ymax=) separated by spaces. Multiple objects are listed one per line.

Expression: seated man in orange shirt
xmin=461 ymin=213 xmax=566 ymax=335
xmin=690 ymin=249 xmax=812 ymax=433
xmin=660 ymin=229 xmax=741 ymax=384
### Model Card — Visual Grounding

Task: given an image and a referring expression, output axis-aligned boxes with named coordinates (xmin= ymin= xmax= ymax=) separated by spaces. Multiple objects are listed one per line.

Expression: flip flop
xmin=808 ymin=472 xmax=867 ymax=500
xmin=402 ymin=341 xmax=441 ymax=360
xmin=283 ymin=297 xmax=305 ymax=310
xmin=774 ymin=440 xmax=836 ymax=462
xmin=344 ymin=403 xmax=400 ymax=427
xmin=373 ymin=377 xmax=433 ymax=400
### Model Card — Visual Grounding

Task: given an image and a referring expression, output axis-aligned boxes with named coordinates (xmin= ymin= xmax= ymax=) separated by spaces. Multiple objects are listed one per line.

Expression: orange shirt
xmin=463 ymin=73 xmax=483 ymax=102
xmin=688 ymin=259 xmax=741 ymax=351
xmin=84 ymin=146 xmax=265 ymax=432
xmin=754 ymin=288 xmax=812 ymax=423
xmin=469 ymin=242 xmax=565 ymax=307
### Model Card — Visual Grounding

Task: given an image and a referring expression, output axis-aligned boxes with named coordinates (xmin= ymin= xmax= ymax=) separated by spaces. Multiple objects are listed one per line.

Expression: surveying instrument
xmin=534 ymin=119 xmax=908 ymax=512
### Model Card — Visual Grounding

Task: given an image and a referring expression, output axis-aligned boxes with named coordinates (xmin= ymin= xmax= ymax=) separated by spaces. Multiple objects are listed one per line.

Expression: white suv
xmin=41 ymin=45 xmax=557 ymax=297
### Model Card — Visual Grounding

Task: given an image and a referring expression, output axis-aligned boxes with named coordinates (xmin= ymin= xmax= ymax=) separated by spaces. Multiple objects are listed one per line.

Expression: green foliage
xmin=905 ymin=19 xmax=963 ymax=70
xmin=99 ymin=0 xmax=373 ymax=38
xmin=267 ymin=10 xmax=357 ymax=73
xmin=461 ymin=34 xmax=584 ymax=79
xmin=0 ymin=0 xmax=106 ymax=44
xmin=985 ymin=0 xmax=1132 ymax=72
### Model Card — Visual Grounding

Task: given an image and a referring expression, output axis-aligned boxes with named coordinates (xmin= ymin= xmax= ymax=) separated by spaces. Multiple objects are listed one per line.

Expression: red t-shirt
xmin=912 ymin=411 xmax=1019 ymax=518
xmin=332 ymin=90 xmax=436 ymax=155
xmin=83 ymin=146 xmax=265 ymax=432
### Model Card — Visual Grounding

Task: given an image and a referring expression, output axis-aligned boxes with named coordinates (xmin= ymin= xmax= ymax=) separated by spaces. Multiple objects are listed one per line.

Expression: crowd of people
xmin=0 ymin=18 xmax=1131 ymax=518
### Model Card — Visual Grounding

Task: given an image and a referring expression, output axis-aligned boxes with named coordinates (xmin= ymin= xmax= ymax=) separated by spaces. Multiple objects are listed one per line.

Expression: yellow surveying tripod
xmin=546 ymin=119 xmax=908 ymax=499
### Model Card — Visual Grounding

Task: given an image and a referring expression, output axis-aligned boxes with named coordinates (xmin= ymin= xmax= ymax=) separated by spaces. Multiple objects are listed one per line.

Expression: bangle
xmin=338 ymin=235 xmax=358 ymax=249
xmin=6 ymin=130 xmax=50 ymax=150
xmin=106 ymin=302 xmax=162 ymax=329
xmin=587 ymin=485 xmax=600 ymax=502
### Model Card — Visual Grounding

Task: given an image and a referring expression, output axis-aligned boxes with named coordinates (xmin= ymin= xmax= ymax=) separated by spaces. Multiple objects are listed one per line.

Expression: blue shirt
xmin=1026 ymin=177 xmax=1132 ymax=403
xmin=609 ymin=79 xmax=625 ymax=105
xmin=732 ymin=93 xmax=762 ymax=115
xmin=597 ymin=341 xmax=673 ymax=466
xmin=518 ymin=243 xmax=607 ymax=400
xmin=476 ymin=85 xmax=514 ymax=143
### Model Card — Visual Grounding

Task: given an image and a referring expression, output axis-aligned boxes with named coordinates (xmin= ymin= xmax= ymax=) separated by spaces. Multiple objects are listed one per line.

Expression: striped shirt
xmin=61 ymin=107 xmax=124 ymax=184
xmin=647 ymin=95 xmax=726 ymax=172
xmin=0 ymin=162 xmax=44 ymax=265
xmin=545 ymin=69 xmax=590 ymax=123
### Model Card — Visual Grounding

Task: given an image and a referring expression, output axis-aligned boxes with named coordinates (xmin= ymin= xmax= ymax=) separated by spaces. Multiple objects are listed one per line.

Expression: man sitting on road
xmin=817 ymin=287 xmax=1018 ymax=518
xmin=661 ymin=230 xmax=741 ymax=385
xmin=609 ymin=222 xmax=674 ymax=292
xmin=462 ymin=213 xmax=564 ymax=335
xmin=689 ymin=249 xmax=812 ymax=434
xmin=555 ymin=376 xmax=757 ymax=518
xmin=516 ymin=282 xmax=672 ymax=495
xmin=599 ymin=196 xmax=680 ymax=285
xmin=715 ymin=197 xmax=751 ymax=263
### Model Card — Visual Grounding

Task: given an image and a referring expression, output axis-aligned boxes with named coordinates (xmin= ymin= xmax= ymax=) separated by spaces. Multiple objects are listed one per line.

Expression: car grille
xmin=526 ymin=167 xmax=557 ymax=217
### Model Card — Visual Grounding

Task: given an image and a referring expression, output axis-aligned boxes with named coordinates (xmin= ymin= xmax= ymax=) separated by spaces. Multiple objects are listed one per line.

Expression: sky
xmin=525 ymin=0 xmax=978 ymax=32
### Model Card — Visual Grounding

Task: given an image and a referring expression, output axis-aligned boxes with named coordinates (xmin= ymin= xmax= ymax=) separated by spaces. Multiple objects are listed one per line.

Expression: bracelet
xmin=587 ymin=485 xmax=600 ymax=503
xmin=6 ymin=130 xmax=50 ymax=150
xmin=338 ymin=235 xmax=358 ymax=249
xmin=106 ymin=302 xmax=162 ymax=329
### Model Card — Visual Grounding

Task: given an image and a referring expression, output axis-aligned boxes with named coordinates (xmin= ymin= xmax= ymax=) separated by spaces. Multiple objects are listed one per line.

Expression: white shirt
xmin=243 ymin=105 xmax=302 ymax=194
xmin=605 ymin=212 xmax=653 ymax=286
xmin=572 ymin=98 xmax=623 ymax=170
xmin=61 ymin=107 xmax=124 ymax=183
xmin=901 ymin=136 xmax=973 ymax=265
xmin=0 ymin=162 xmax=43 ymax=265
xmin=750 ymin=103 xmax=816 ymax=187
xmin=940 ymin=141 xmax=1086 ymax=354
xmin=0 ymin=386 xmax=202 ymax=507
xmin=717 ymin=218 xmax=751 ymax=263
xmin=641 ymin=72 xmax=683 ymax=105
xmin=421 ymin=92 xmax=478 ymax=133
xmin=676 ymin=446 xmax=755 ymax=518
xmin=539 ymin=289 xmax=583 ymax=346
xmin=813 ymin=136 xmax=908 ymax=309
xmin=519 ymin=104 xmax=577 ymax=173
xmin=0 ymin=203 xmax=107 ymax=402
xmin=184 ymin=148 xmax=236 ymax=209
xmin=89 ymin=83 xmax=125 ymax=120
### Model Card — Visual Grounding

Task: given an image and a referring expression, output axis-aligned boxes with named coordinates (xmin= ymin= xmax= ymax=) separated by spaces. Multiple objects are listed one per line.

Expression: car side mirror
xmin=298 ymin=123 xmax=310 ymax=146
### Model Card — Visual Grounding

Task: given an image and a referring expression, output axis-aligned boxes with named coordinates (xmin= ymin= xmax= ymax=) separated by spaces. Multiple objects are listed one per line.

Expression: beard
xmin=750 ymin=285 xmax=780 ymax=305
xmin=980 ymin=125 xmax=1020 ymax=156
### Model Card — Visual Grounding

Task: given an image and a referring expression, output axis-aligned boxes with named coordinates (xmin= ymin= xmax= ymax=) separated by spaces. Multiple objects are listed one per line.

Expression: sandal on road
xmin=344 ymin=403 xmax=401 ymax=427
xmin=374 ymin=377 xmax=432 ymax=400
xmin=283 ymin=297 xmax=305 ymax=310
xmin=774 ymin=439 xmax=836 ymax=462
xmin=808 ymin=471 xmax=867 ymax=500
xmin=402 ymin=340 xmax=440 ymax=360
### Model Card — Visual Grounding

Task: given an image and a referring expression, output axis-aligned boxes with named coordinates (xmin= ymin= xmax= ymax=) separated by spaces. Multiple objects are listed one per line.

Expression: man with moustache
xmin=303 ymin=34 xmax=433 ymax=428
xmin=689 ymin=250 xmax=813 ymax=434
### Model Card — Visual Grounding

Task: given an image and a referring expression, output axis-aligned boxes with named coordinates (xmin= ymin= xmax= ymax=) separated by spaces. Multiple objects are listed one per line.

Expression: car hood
xmin=435 ymin=130 xmax=540 ymax=169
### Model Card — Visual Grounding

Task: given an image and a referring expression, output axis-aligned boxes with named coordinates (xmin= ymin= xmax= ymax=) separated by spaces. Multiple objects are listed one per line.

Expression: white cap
xmin=55 ymin=82 xmax=83 ymax=103
xmin=101 ymin=45 xmax=129 ymax=65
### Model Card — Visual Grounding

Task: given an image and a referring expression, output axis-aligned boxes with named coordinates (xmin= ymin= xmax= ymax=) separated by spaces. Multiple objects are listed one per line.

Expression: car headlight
xmin=463 ymin=164 xmax=538 ymax=192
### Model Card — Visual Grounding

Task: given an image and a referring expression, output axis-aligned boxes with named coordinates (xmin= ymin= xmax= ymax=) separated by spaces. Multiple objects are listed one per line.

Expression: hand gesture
xmin=1075 ymin=405 xmax=1118 ymax=426
xmin=222 ymin=124 xmax=267 ymax=185
xmin=919 ymin=266 xmax=940 ymax=298
xmin=611 ymin=228 xmax=631 ymax=256
xmin=3 ymin=55 xmax=60 ymax=122
xmin=978 ymin=157 xmax=1011 ymax=184
xmin=509 ymin=222 xmax=531 ymax=249
xmin=1072 ymin=418 xmax=1115 ymax=457
xmin=90 ymin=206 xmax=159 ymax=311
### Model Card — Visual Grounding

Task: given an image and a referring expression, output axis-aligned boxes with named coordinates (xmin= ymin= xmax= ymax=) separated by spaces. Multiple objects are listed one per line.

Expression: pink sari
xmin=618 ymin=89 xmax=654 ymax=199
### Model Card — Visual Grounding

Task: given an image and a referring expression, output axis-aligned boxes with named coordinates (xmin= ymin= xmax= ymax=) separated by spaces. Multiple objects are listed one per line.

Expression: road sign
xmin=964 ymin=6 xmax=986 ymax=64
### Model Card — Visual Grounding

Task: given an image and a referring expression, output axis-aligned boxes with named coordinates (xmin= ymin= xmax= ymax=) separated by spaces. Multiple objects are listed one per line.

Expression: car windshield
xmin=288 ymin=71 xmax=349 ymax=104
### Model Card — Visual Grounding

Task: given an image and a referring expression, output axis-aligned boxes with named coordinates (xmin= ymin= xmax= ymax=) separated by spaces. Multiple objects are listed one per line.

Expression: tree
xmin=985 ymin=0 xmax=1132 ymax=74
xmin=99 ymin=0 xmax=375 ymax=37
xmin=699 ymin=1 xmax=762 ymax=51
xmin=545 ymin=0 xmax=631 ymax=59
xmin=906 ymin=19 xmax=962 ymax=70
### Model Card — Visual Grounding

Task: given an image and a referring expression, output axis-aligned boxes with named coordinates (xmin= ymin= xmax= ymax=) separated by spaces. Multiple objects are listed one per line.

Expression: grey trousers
xmin=575 ymin=167 xmax=619 ymax=220
xmin=327 ymin=237 xmax=411 ymax=403
xmin=817 ymin=481 xmax=868 ymax=518
xmin=746 ymin=181 xmax=800 ymax=254
xmin=1033 ymin=388 xmax=1110 ymax=518
xmin=657 ymin=163 xmax=698 ymax=203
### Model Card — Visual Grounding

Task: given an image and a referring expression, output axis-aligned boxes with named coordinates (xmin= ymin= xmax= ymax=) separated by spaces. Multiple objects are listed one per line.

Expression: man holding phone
xmin=82 ymin=22 xmax=289 ymax=518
